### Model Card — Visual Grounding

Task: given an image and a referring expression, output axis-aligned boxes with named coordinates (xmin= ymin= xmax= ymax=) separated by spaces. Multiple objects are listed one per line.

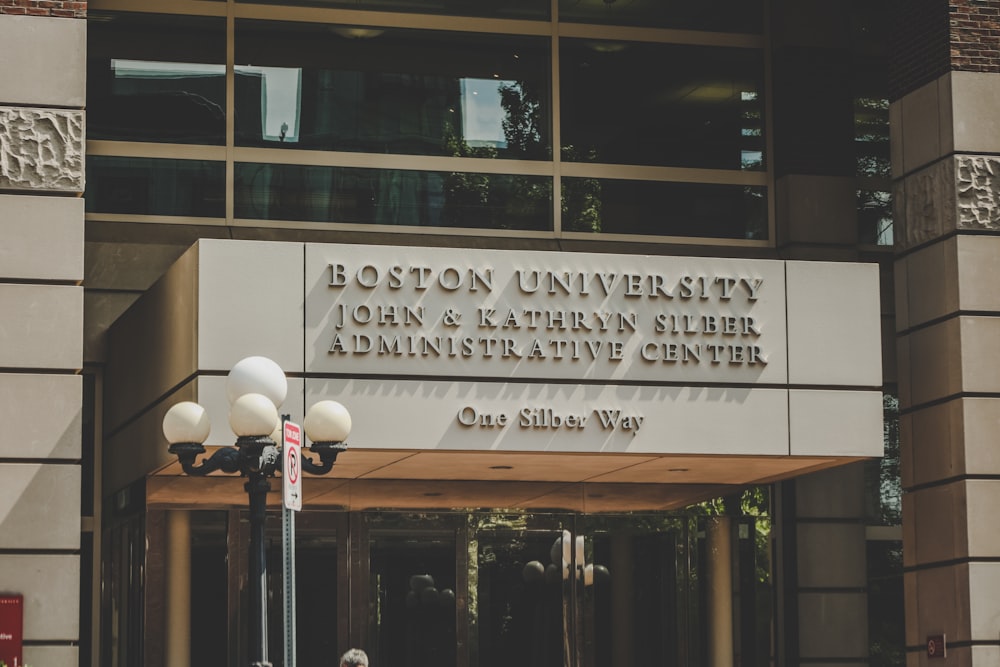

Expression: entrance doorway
xmin=112 ymin=506 xmax=772 ymax=667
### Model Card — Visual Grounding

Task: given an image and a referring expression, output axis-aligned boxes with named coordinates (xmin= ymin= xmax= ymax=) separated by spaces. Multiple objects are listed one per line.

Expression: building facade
xmin=1 ymin=0 xmax=999 ymax=666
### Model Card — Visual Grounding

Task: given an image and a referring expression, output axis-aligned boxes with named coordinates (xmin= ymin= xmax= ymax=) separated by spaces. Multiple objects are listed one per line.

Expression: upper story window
xmin=86 ymin=1 xmax=770 ymax=242
xmin=234 ymin=21 xmax=552 ymax=160
xmin=88 ymin=13 xmax=226 ymax=145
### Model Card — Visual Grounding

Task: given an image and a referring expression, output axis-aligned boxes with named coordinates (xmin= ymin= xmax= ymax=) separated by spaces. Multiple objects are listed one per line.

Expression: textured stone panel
xmin=956 ymin=155 xmax=1000 ymax=231
xmin=898 ymin=157 xmax=956 ymax=249
xmin=899 ymin=155 xmax=1000 ymax=249
xmin=0 ymin=107 xmax=83 ymax=192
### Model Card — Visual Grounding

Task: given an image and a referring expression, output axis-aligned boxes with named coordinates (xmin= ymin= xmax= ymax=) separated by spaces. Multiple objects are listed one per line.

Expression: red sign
xmin=283 ymin=421 xmax=302 ymax=511
xmin=0 ymin=595 xmax=23 ymax=667
xmin=927 ymin=634 xmax=946 ymax=659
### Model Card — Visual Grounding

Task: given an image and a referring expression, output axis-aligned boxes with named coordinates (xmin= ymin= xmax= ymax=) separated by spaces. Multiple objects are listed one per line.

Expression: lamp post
xmin=161 ymin=356 xmax=351 ymax=667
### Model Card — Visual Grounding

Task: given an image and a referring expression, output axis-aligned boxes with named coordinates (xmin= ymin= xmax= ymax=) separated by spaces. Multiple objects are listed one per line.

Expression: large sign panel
xmin=305 ymin=245 xmax=788 ymax=384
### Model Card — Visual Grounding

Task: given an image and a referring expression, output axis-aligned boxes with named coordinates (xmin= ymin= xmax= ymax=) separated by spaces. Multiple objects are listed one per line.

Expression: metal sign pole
xmin=281 ymin=416 xmax=298 ymax=667
xmin=282 ymin=503 xmax=296 ymax=667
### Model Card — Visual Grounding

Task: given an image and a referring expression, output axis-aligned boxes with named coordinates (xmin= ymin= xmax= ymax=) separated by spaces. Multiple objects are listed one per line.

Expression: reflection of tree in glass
xmin=440 ymin=80 xmax=551 ymax=230
xmin=561 ymin=145 xmax=603 ymax=233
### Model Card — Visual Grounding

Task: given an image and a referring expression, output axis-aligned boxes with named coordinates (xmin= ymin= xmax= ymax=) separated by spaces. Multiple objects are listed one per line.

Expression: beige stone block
xmin=775 ymin=174 xmax=858 ymax=245
xmin=105 ymin=244 xmax=197 ymax=432
xmin=104 ymin=381 xmax=195 ymax=496
xmin=0 ymin=194 xmax=83 ymax=281
xmin=904 ymin=571 xmax=919 ymax=648
xmin=0 ymin=373 xmax=81 ymax=459
xmin=788 ymin=389 xmax=883 ymax=457
xmin=0 ymin=464 xmax=80 ymax=549
xmin=797 ymin=592 xmax=868 ymax=658
xmin=85 ymin=241 xmax=189 ymax=291
xmin=909 ymin=483 xmax=968 ymax=565
xmin=962 ymin=398 xmax=1000 ymax=475
xmin=796 ymin=522 xmax=867 ymax=588
xmin=900 ymin=237 xmax=959 ymax=328
xmin=968 ymin=563 xmax=1000 ymax=641
xmin=901 ymin=319 xmax=962 ymax=408
xmin=786 ymin=261 xmax=882 ymax=386
xmin=972 ymin=645 xmax=1000 ymax=667
xmin=902 ymin=494 xmax=917 ymax=568
xmin=0 ymin=284 xmax=82 ymax=369
xmin=907 ymin=400 xmax=963 ymax=488
xmin=23 ymin=645 xmax=79 ymax=667
xmin=897 ymin=332 xmax=912 ymax=409
xmin=0 ymin=554 xmax=79 ymax=640
xmin=894 ymin=257 xmax=909 ymax=332
xmin=899 ymin=411 xmax=914 ymax=489
xmin=951 ymin=71 xmax=1000 ymax=155
xmin=0 ymin=15 xmax=86 ymax=107
xmin=956 ymin=235 xmax=1000 ymax=312
xmin=198 ymin=239 xmax=305 ymax=373
xmin=0 ymin=107 xmax=84 ymax=192
xmin=912 ymin=563 xmax=971 ymax=643
xmin=900 ymin=76 xmax=945 ymax=174
xmin=83 ymin=290 xmax=140 ymax=364
xmin=795 ymin=463 xmax=866 ymax=518
xmin=960 ymin=317 xmax=1000 ymax=393
xmin=882 ymin=316 xmax=897 ymax=384
xmin=965 ymin=481 xmax=1000 ymax=558
xmin=890 ymin=100 xmax=903 ymax=179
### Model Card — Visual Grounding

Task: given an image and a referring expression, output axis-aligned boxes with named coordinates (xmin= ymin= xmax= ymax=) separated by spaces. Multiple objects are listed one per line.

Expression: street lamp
xmin=161 ymin=356 xmax=352 ymax=667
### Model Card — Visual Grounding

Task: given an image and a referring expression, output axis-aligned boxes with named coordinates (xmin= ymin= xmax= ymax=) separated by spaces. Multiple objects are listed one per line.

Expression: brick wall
xmin=889 ymin=0 xmax=951 ymax=100
xmin=950 ymin=0 xmax=1000 ymax=71
xmin=891 ymin=0 xmax=1000 ymax=99
xmin=0 ymin=0 xmax=85 ymax=17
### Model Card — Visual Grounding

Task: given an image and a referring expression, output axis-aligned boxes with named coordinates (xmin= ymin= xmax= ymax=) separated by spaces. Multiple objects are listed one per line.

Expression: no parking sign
xmin=283 ymin=421 xmax=302 ymax=511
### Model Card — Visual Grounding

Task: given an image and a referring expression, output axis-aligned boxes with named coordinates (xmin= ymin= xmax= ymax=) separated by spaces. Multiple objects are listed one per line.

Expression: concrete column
xmin=706 ymin=517 xmax=734 ymax=667
xmin=165 ymin=510 xmax=192 ymax=667
xmin=792 ymin=465 xmax=870 ymax=664
xmin=892 ymin=4 xmax=1000 ymax=665
xmin=0 ymin=9 xmax=87 ymax=667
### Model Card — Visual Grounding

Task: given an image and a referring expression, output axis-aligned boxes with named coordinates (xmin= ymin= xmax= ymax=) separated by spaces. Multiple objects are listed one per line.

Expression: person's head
xmin=339 ymin=648 xmax=369 ymax=667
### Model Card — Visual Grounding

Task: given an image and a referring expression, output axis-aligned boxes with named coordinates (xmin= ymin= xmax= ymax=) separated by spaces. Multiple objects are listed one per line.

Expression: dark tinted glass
xmin=88 ymin=12 xmax=226 ymax=144
xmin=236 ymin=0 xmax=548 ymax=20
xmin=559 ymin=0 xmax=763 ymax=33
xmin=561 ymin=40 xmax=765 ymax=170
xmin=235 ymin=21 xmax=551 ymax=160
xmin=86 ymin=157 xmax=225 ymax=217
xmin=236 ymin=162 xmax=552 ymax=230
xmin=562 ymin=179 xmax=766 ymax=239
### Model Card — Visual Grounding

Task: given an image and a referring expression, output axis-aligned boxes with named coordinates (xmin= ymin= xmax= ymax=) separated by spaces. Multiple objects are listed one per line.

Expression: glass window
xmin=867 ymin=540 xmax=904 ymax=667
xmin=235 ymin=163 xmax=552 ymax=230
xmin=191 ymin=512 xmax=228 ymax=667
xmin=562 ymin=178 xmax=767 ymax=239
xmin=235 ymin=21 xmax=551 ymax=160
xmin=87 ymin=157 xmax=226 ymax=217
xmin=558 ymin=0 xmax=763 ymax=33
xmin=369 ymin=528 xmax=458 ymax=667
xmin=88 ymin=13 xmax=226 ymax=144
xmin=560 ymin=40 xmax=765 ymax=170
xmin=235 ymin=0 xmax=549 ymax=20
